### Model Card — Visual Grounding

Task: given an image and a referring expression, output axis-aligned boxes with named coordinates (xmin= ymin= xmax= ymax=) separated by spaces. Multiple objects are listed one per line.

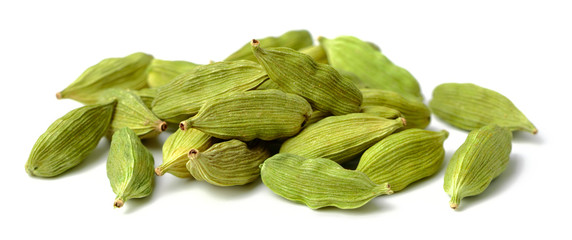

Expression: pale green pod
xmin=430 ymin=83 xmax=537 ymax=134
xmin=225 ymin=29 xmax=313 ymax=62
xmin=299 ymin=45 xmax=328 ymax=64
xmin=26 ymin=101 xmax=116 ymax=177
xmin=155 ymin=128 xmax=216 ymax=178
xmin=305 ymin=110 xmax=332 ymax=127
xmin=280 ymin=113 xmax=406 ymax=164
xmin=251 ymin=40 xmax=363 ymax=116
xmin=147 ymin=59 xmax=199 ymax=88
xmin=132 ymin=87 xmax=157 ymax=109
xmin=320 ymin=36 xmax=423 ymax=102
xmin=107 ymin=127 xmax=155 ymax=208
xmin=57 ymin=52 xmax=153 ymax=104
xmin=180 ymin=89 xmax=312 ymax=141
xmin=152 ymin=60 xmax=269 ymax=123
xmin=100 ymin=88 xmax=167 ymax=139
xmin=361 ymin=88 xmax=430 ymax=129
xmin=260 ymin=153 xmax=393 ymax=209
xmin=187 ymin=140 xmax=271 ymax=186
xmin=357 ymin=129 xmax=449 ymax=192
xmin=360 ymin=105 xmax=403 ymax=119
xmin=444 ymin=124 xmax=512 ymax=210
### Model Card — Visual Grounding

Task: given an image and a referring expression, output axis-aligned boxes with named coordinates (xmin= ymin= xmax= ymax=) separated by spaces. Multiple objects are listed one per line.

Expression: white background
xmin=1 ymin=0 xmax=570 ymax=239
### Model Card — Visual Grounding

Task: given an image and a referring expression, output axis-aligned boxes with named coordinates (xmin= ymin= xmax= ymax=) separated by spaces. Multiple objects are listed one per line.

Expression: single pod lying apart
xmin=444 ymin=124 xmax=512 ymax=210
xmin=430 ymin=83 xmax=537 ymax=134
xmin=99 ymin=88 xmax=167 ymax=139
xmin=357 ymin=129 xmax=448 ymax=192
xmin=107 ymin=127 xmax=155 ymax=208
xmin=180 ymin=89 xmax=312 ymax=141
xmin=361 ymin=88 xmax=430 ymax=129
xmin=57 ymin=52 xmax=153 ymax=104
xmin=260 ymin=153 xmax=393 ymax=209
xmin=155 ymin=128 xmax=216 ymax=178
xmin=251 ymin=39 xmax=363 ymax=116
xmin=225 ymin=29 xmax=313 ymax=62
xmin=147 ymin=59 xmax=199 ymax=88
xmin=280 ymin=113 xmax=406 ymax=164
xmin=26 ymin=101 xmax=116 ymax=177
xmin=187 ymin=139 xmax=271 ymax=186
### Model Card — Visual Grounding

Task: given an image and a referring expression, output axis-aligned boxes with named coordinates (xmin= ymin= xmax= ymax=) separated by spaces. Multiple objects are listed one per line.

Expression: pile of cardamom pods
xmin=26 ymin=30 xmax=537 ymax=210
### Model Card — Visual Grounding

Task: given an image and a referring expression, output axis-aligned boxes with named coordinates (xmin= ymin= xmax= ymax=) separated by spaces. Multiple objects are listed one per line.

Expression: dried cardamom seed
xmin=225 ymin=30 xmax=313 ymax=62
xmin=444 ymin=124 xmax=512 ymax=210
xmin=26 ymin=101 xmax=116 ymax=177
xmin=260 ymin=153 xmax=393 ymax=209
xmin=361 ymin=88 xmax=430 ymax=129
xmin=147 ymin=59 xmax=199 ymax=88
xmin=430 ymin=83 xmax=537 ymax=134
xmin=107 ymin=127 xmax=154 ymax=208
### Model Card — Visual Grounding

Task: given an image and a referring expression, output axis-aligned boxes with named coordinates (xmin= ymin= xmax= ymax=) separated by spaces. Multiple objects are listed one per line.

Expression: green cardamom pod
xmin=255 ymin=78 xmax=281 ymax=90
xmin=280 ymin=113 xmax=406 ymax=164
xmin=57 ymin=52 xmax=153 ymax=104
xmin=305 ymin=110 xmax=332 ymax=127
xmin=320 ymin=36 xmax=423 ymax=102
xmin=26 ymin=101 xmax=116 ymax=177
xmin=357 ymin=129 xmax=448 ymax=192
xmin=361 ymin=88 xmax=430 ymax=129
xmin=107 ymin=127 xmax=154 ymax=208
xmin=251 ymin=39 xmax=363 ymax=116
xmin=430 ymin=83 xmax=537 ymax=134
xmin=225 ymin=30 xmax=313 ymax=62
xmin=180 ymin=89 xmax=312 ymax=141
xmin=152 ymin=60 xmax=269 ymax=123
xmin=155 ymin=128 xmax=216 ymax=178
xmin=260 ymin=153 xmax=393 ymax=209
xmin=187 ymin=140 xmax=271 ymax=186
xmin=131 ymin=87 xmax=157 ymax=109
xmin=147 ymin=59 xmax=199 ymax=88
xmin=299 ymin=45 xmax=328 ymax=64
xmin=360 ymin=105 xmax=403 ymax=119
xmin=444 ymin=124 xmax=512 ymax=210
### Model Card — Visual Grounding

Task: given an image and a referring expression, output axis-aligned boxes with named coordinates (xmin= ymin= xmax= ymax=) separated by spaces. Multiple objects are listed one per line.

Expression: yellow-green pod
xmin=131 ymin=87 xmax=157 ymax=109
xmin=361 ymin=88 xmax=430 ymax=129
xmin=360 ymin=105 xmax=403 ymax=119
xmin=430 ymin=83 xmax=537 ymax=134
xmin=225 ymin=29 xmax=313 ymax=62
xmin=299 ymin=45 xmax=328 ymax=64
xmin=155 ymin=128 xmax=216 ymax=178
xmin=147 ymin=59 xmax=199 ymax=88
xmin=357 ymin=129 xmax=448 ymax=192
xmin=260 ymin=153 xmax=393 ymax=209
xmin=57 ymin=52 xmax=153 ymax=104
xmin=107 ymin=127 xmax=155 ymax=208
xmin=444 ymin=124 xmax=512 ymax=210
xmin=26 ymin=101 xmax=116 ymax=177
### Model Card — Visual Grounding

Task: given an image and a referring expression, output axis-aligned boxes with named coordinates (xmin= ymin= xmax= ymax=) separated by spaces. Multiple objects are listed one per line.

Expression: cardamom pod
xmin=57 ymin=52 xmax=153 ymax=104
xmin=107 ymin=127 xmax=154 ymax=208
xmin=305 ymin=110 xmax=332 ymax=127
xmin=100 ymin=88 xmax=166 ymax=139
xmin=260 ymin=153 xmax=393 ymax=209
xmin=444 ymin=124 xmax=512 ymax=210
xmin=319 ymin=36 xmax=423 ymax=102
xmin=155 ymin=128 xmax=216 ymax=178
xmin=280 ymin=113 xmax=406 ymax=164
xmin=187 ymin=140 xmax=271 ymax=186
xmin=26 ymin=101 xmax=116 ymax=177
xmin=147 ymin=59 xmax=199 ymax=88
xmin=132 ymin=87 xmax=157 ymax=109
xmin=251 ymin=39 xmax=363 ymax=116
xmin=299 ymin=45 xmax=328 ymax=64
xmin=360 ymin=105 xmax=403 ymax=119
xmin=152 ymin=60 xmax=269 ymax=123
xmin=225 ymin=30 xmax=313 ymax=62
xmin=357 ymin=129 xmax=448 ymax=192
xmin=361 ymin=88 xmax=430 ymax=129
xmin=430 ymin=83 xmax=537 ymax=134
xmin=180 ymin=89 xmax=312 ymax=141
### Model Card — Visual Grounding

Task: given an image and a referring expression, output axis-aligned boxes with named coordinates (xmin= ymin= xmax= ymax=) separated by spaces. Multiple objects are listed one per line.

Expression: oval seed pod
xmin=152 ymin=60 xmax=269 ymax=123
xmin=280 ymin=113 xmax=406 ymax=164
xmin=444 ymin=124 xmax=512 ymax=210
xmin=260 ymin=153 xmax=393 ymax=209
xmin=357 ymin=129 xmax=449 ymax=192
xmin=319 ymin=36 xmax=423 ymax=102
xmin=26 ymin=101 xmax=116 ymax=177
xmin=187 ymin=140 xmax=271 ymax=186
xmin=225 ymin=29 xmax=313 ymax=62
xmin=251 ymin=39 xmax=363 ymax=116
xmin=131 ymin=87 xmax=157 ymax=109
xmin=430 ymin=83 xmax=537 ymax=134
xmin=107 ymin=127 xmax=155 ymax=208
xmin=100 ymin=88 xmax=166 ymax=139
xmin=147 ymin=59 xmax=199 ymax=88
xmin=299 ymin=45 xmax=328 ymax=64
xmin=360 ymin=105 xmax=403 ymax=119
xmin=57 ymin=52 xmax=153 ymax=104
xmin=361 ymin=88 xmax=431 ymax=129
xmin=155 ymin=128 xmax=216 ymax=178
xmin=180 ymin=89 xmax=312 ymax=141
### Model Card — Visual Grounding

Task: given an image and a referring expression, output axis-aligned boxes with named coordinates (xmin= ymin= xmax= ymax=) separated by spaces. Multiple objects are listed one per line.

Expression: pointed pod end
xmin=385 ymin=183 xmax=394 ymax=195
xmin=188 ymin=149 xmax=199 ymax=159
xmin=114 ymin=199 xmax=124 ymax=208
xmin=450 ymin=203 xmax=458 ymax=210
xmin=159 ymin=121 xmax=168 ymax=132
xmin=400 ymin=117 xmax=407 ymax=127
xmin=56 ymin=92 xmax=62 ymax=100
xmin=532 ymin=128 xmax=538 ymax=135
xmin=250 ymin=39 xmax=260 ymax=47
xmin=154 ymin=167 xmax=164 ymax=176
xmin=179 ymin=121 xmax=189 ymax=131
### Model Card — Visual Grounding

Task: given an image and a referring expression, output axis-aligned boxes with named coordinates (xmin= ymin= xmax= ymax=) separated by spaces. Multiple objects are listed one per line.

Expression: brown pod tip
xmin=159 ymin=121 xmax=168 ymax=132
xmin=114 ymin=199 xmax=124 ymax=208
xmin=251 ymin=39 xmax=260 ymax=47
xmin=154 ymin=167 xmax=164 ymax=176
xmin=179 ymin=121 xmax=188 ymax=131
xmin=188 ymin=149 xmax=199 ymax=159
xmin=400 ymin=117 xmax=407 ymax=127
xmin=532 ymin=128 xmax=538 ymax=135
xmin=450 ymin=203 xmax=458 ymax=210
xmin=56 ymin=92 xmax=62 ymax=99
